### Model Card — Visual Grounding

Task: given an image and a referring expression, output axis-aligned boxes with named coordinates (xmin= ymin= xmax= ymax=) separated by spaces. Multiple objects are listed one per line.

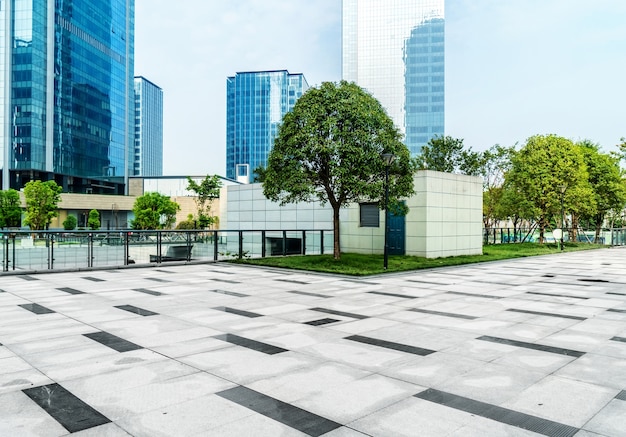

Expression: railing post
xmin=49 ymin=234 xmax=55 ymax=270
xmin=88 ymin=233 xmax=94 ymax=267
xmin=2 ymin=235 xmax=7 ymax=272
xmin=302 ymin=230 xmax=306 ymax=255
xmin=282 ymin=230 xmax=287 ymax=256
xmin=186 ymin=231 xmax=192 ymax=262
xmin=157 ymin=231 xmax=162 ymax=263
xmin=261 ymin=231 xmax=266 ymax=258
xmin=238 ymin=231 xmax=243 ymax=259
xmin=124 ymin=232 xmax=130 ymax=265
xmin=320 ymin=230 xmax=324 ymax=255
xmin=213 ymin=230 xmax=218 ymax=261
xmin=11 ymin=234 xmax=15 ymax=270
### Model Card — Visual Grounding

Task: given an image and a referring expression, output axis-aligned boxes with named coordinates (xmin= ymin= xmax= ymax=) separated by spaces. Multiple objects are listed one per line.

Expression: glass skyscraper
xmin=342 ymin=0 xmax=444 ymax=155
xmin=0 ymin=0 xmax=135 ymax=194
xmin=226 ymin=70 xmax=308 ymax=182
xmin=133 ymin=76 xmax=163 ymax=176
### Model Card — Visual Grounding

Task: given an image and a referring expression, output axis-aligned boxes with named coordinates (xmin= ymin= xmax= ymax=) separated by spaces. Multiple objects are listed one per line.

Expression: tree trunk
xmin=594 ymin=214 xmax=603 ymax=243
xmin=570 ymin=214 xmax=578 ymax=243
xmin=333 ymin=205 xmax=341 ymax=260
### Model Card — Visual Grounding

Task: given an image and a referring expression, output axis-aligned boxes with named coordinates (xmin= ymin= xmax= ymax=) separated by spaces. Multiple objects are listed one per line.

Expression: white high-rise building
xmin=133 ymin=76 xmax=163 ymax=176
xmin=342 ymin=0 xmax=445 ymax=155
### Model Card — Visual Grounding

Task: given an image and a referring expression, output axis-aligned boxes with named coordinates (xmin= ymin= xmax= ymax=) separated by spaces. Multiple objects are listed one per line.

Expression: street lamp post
xmin=559 ymin=184 xmax=567 ymax=251
xmin=382 ymin=153 xmax=396 ymax=270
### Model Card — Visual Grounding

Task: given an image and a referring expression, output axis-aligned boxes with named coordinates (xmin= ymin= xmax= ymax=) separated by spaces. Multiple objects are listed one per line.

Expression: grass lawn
xmin=231 ymin=242 xmax=606 ymax=276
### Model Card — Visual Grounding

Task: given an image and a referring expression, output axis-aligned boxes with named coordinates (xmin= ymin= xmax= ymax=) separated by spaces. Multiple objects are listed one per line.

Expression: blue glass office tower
xmin=226 ymin=70 xmax=308 ymax=182
xmin=0 ymin=0 xmax=135 ymax=194
xmin=133 ymin=76 xmax=163 ymax=176
xmin=342 ymin=0 xmax=444 ymax=155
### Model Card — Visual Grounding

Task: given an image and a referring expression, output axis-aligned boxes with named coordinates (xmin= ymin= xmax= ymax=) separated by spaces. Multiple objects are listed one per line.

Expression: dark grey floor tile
xmin=415 ymin=389 xmax=579 ymax=437
xmin=288 ymin=290 xmax=331 ymax=298
xmin=210 ymin=289 xmax=248 ymax=297
xmin=506 ymin=308 xmax=586 ymax=321
xmin=276 ymin=278 xmax=309 ymax=285
xmin=304 ymin=318 xmax=340 ymax=326
xmin=19 ymin=275 xmax=39 ymax=281
xmin=23 ymin=383 xmax=110 ymax=433
xmin=446 ymin=291 xmax=503 ymax=299
xmin=213 ymin=306 xmax=262 ymax=318
xmin=82 ymin=276 xmax=106 ymax=282
xmin=217 ymin=386 xmax=341 ymax=436
xmin=114 ymin=305 xmax=158 ymax=316
xmin=368 ymin=291 xmax=417 ymax=299
xmin=132 ymin=288 xmax=164 ymax=296
xmin=213 ymin=333 xmax=287 ymax=355
xmin=211 ymin=278 xmax=241 ymax=284
xmin=346 ymin=335 xmax=435 ymax=356
xmin=310 ymin=307 xmax=369 ymax=320
xmin=607 ymin=292 xmax=626 ymax=296
xmin=610 ymin=336 xmax=626 ymax=343
xmin=83 ymin=332 xmax=143 ymax=352
xmin=616 ymin=390 xmax=626 ymax=401
xmin=19 ymin=303 xmax=55 ymax=315
xmin=410 ymin=308 xmax=477 ymax=320
xmin=56 ymin=287 xmax=86 ymax=295
xmin=526 ymin=292 xmax=588 ymax=300
xmin=477 ymin=335 xmax=585 ymax=357
xmin=607 ymin=308 xmax=626 ymax=314
xmin=146 ymin=277 xmax=171 ymax=283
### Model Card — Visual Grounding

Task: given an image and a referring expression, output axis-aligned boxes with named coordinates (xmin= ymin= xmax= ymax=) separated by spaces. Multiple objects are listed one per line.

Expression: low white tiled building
xmin=221 ymin=170 xmax=483 ymax=258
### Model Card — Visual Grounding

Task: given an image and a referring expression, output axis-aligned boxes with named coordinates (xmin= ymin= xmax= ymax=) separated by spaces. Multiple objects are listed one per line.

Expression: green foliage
xmin=416 ymin=135 xmax=482 ymax=175
xmin=262 ymin=81 xmax=416 ymax=259
xmin=62 ymin=215 xmax=77 ymax=230
xmin=480 ymin=144 xmax=516 ymax=227
xmin=577 ymin=140 xmax=626 ymax=241
xmin=176 ymin=214 xmax=196 ymax=230
xmin=23 ymin=180 xmax=63 ymax=230
xmin=186 ymin=175 xmax=221 ymax=228
xmin=87 ymin=209 xmax=100 ymax=230
xmin=131 ymin=192 xmax=180 ymax=230
xmin=0 ymin=189 xmax=22 ymax=228
xmin=504 ymin=135 xmax=593 ymax=242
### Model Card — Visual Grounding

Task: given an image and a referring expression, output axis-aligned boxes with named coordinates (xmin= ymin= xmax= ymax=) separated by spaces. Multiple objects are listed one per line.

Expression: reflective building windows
xmin=133 ymin=76 xmax=163 ymax=176
xmin=1 ymin=0 xmax=134 ymax=194
xmin=226 ymin=70 xmax=308 ymax=182
xmin=342 ymin=0 xmax=444 ymax=156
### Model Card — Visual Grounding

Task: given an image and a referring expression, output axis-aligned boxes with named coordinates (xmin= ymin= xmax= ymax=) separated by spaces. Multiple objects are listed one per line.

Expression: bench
xmin=150 ymin=245 xmax=193 ymax=262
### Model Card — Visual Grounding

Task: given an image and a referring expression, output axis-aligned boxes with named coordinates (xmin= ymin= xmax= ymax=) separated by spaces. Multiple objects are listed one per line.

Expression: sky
xmin=135 ymin=0 xmax=626 ymax=177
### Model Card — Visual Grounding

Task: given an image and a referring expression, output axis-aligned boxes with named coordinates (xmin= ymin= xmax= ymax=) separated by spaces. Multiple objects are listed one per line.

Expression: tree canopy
xmin=186 ymin=175 xmax=222 ymax=228
xmin=0 ymin=189 xmax=22 ymax=228
xmin=263 ymin=80 xmax=416 ymax=259
xmin=131 ymin=192 xmax=180 ymax=230
xmin=416 ymin=135 xmax=482 ymax=175
xmin=23 ymin=180 xmax=62 ymax=230
xmin=88 ymin=209 xmax=101 ymax=230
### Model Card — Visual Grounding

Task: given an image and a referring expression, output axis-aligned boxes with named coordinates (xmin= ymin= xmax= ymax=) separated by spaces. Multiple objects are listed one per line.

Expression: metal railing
xmin=484 ymin=227 xmax=616 ymax=245
xmin=0 ymin=229 xmax=332 ymax=274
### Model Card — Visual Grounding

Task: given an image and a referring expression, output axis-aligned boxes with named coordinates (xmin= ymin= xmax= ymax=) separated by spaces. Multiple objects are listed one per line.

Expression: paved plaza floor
xmin=1 ymin=248 xmax=626 ymax=436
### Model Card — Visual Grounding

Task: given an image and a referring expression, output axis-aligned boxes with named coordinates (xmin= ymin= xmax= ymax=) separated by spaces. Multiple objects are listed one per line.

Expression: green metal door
xmin=387 ymin=212 xmax=405 ymax=255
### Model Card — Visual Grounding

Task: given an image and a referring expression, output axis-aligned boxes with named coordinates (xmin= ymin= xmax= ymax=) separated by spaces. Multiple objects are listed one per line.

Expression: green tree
xmin=186 ymin=175 xmax=222 ymax=228
xmin=577 ymin=141 xmax=626 ymax=242
xmin=23 ymin=180 xmax=62 ymax=230
xmin=416 ymin=135 xmax=482 ymax=175
xmin=88 ymin=209 xmax=101 ymax=230
xmin=176 ymin=214 xmax=196 ymax=230
xmin=131 ymin=192 xmax=180 ymax=230
xmin=479 ymin=144 xmax=516 ymax=228
xmin=62 ymin=215 xmax=77 ymax=230
xmin=505 ymin=135 xmax=593 ymax=243
xmin=263 ymin=81 xmax=416 ymax=260
xmin=0 ymin=189 xmax=22 ymax=228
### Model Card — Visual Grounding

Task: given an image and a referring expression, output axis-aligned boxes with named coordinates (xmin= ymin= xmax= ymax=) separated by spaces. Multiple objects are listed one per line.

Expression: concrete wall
xmin=222 ymin=170 xmax=483 ymax=258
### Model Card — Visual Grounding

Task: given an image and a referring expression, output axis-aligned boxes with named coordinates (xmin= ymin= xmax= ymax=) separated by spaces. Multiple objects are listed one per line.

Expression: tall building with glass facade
xmin=133 ymin=76 xmax=163 ymax=176
xmin=342 ymin=0 xmax=444 ymax=155
xmin=226 ymin=70 xmax=308 ymax=182
xmin=0 ymin=0 xmax=135 ymax=194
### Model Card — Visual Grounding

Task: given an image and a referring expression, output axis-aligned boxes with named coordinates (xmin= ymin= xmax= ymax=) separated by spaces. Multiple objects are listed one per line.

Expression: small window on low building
xmin=360 ymin=202 xmax=380 ymax=227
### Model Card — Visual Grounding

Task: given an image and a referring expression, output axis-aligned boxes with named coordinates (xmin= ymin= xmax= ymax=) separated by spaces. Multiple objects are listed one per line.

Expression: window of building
xmin=360 ymin=202 xmax=380 ymax=227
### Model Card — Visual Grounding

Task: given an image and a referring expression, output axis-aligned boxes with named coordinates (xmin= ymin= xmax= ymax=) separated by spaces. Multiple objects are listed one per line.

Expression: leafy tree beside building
xmin=88 ymin=209 xmax=101 ymax=230
xmin=262 ymin=81 xmax=416 ymax=260
xmin=131 ymin=192 xmax=180 ymax=230
xmin=23 ymin=180 xmax=63 ymax=230
xmin=0 ymin=189 xmax=22 ymax=228
xmin=186 ymin=175 xmax=222 ymax=228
